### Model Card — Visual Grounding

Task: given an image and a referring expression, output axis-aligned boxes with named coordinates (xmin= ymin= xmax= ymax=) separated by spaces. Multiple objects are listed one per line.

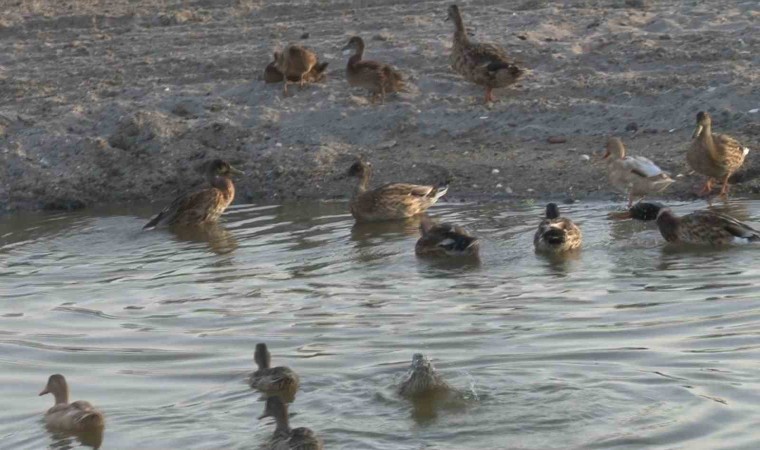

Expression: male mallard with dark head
xmin=39 ymin=374 xmax=105 ymax=433
xmin=250 ymin=343 xmax=300 ymax=401
xmin=687 ymin=111 xmax=749 ymax=197
xmin=398 ymin=353 xmax=453 ymax=398
xmin=534 ymin=203 xmax=582 ymax=253
xmin=346 ymin=160 xmax=448 ymax=222
xmin=143 ymin=159 xmax=244 ymax=229
xmin=275 ymin=45 xmax=320 ymax=95
xmin=447 ymin=4 xmax=524 ymax=103
xmin=603 ymin=137 xmax=675 ymax=207
xmin=415 ymin=216 xmax=479 ymax=257
xmin=342 ymin=36 xmax=405 ymax=104
xmin=615 ymin=202 xmax=760 ymax=246
xmin=259 ymin=396 xmax=323 ymax=450
xmin=265 ymin=51 xmax=328 ymax=84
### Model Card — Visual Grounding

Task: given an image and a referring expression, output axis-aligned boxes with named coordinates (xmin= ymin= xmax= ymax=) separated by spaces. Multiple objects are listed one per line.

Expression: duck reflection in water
xmin=170 ymin=222 xmax=239 ymax=255
xmin=48 ymin=430 xmax=104 ymax=450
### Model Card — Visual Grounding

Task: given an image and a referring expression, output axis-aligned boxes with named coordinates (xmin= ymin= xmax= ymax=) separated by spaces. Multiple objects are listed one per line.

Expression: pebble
xmin=496 ymin=183 xmax=503 ymax=188
xmin=750 ymin=108 xmax=759 ymax=114
xmin=300 ymin=32 xmax=310 ymax=39
xmin=625 ymin=121 xmax=639 ymax=132
xmin=491 ymin=168 xmax=500 ymax=174
xmin=580 ymin=154 xmax=590 ymax=161
xmin=505 ymin=187 xmax=513 ymax=194
xmin=547 ymin=136 xmax=566 ymax=144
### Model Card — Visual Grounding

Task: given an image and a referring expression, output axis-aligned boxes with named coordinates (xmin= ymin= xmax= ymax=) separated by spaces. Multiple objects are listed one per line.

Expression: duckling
xmin=265 ymin=51 xmax=328 ymax=84
xmin=143 ymin=159 xmax=244 ymax=229
xmin=250 ymin=343 xmax=300 ymax=400
xmin=534 ymin=203 xmax=582 ymax=253
xmin=341 ymin=36 xmax=405 ymax=103
xmin=415 ymin=216 xmax=479 ymax=257
xmin=346 ymin=160 xmax=448 ymax=222
xmin=39 ymin=374 xmax=104 ymax=433
xmin=259 ymin=396 xmax=323 ymax=450
xmin=615 ymin=202 xmax=760 ymax=245
xmin=603 ymin=137 xmax=675 ymax=207
xmin=687 ymin=111 xmax=750 ymax=197
xmin=275 ymin=45 xmax=319 ymax=95
xmin=447 ymin=4 xmax=524 ymax=103
xmin=398 ymin=353 xmax=453 ymax=398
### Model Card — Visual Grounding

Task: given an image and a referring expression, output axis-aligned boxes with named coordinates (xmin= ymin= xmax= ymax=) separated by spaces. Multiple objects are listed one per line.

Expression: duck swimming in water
xmin=415 ymin=216 xmax=480 ymax=257
xmin=533 ymin=203 xmax=582 ymax=253
xmin=39 ymin=374 xmax=105 ymax=433
xmin=143 ymin=159 xmax=243 ymax=229
xmin=249 ymin=343 xmax=300 ymax=401
xmin=259 ymin=396 xmax=323 ymax=450
xmin=613 ymin=202 xmax=760 ymax=246
xmin=398 ymin=353 xmax=453 ymax=398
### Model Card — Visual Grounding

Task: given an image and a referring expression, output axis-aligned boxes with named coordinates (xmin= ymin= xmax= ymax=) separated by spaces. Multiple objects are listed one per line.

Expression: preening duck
xmin=249 ymin=343 xmax=300 ymax=401
xmin=342 ymin=36 xmax=405 ymax=103
xmin=603 ymin=137 xmax=674 ymax=207
xmin=533 ymin=203 xmax=582 ymax=253
xmin=265 ymin=51 xmax=328 ymax=84
xmin=415 ymin=216 xmax=480 ymax=257
xmin=275 ymin=45 xmax=321 ymax=95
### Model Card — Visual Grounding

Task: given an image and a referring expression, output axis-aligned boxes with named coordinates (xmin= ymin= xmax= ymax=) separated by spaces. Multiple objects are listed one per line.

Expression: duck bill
xmin=229 ymin=166 xmax=245 ymax=176
xmin=692 ymin=125 xmax=703 ymax=139
xmin=39 ymin=388 xmax=49 ymax=396
xmin=257 ymin=412 xmax=271 ymax=420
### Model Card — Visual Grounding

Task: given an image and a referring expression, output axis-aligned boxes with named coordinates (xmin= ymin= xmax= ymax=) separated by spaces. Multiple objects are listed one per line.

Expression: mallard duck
xmin=249 ymin=343 xmax=300 ymax=400
xmin=614 ymin=202 xmax=760 ymax=245
xmin=687 ymin=111 xmax=750 ymax=197
xmin=346 ymin=160 xmax=448 ymax=222
xmin=39 ymin=374 xmax=104 ymax=433
xmin=143 ymin=159 xmax=244 ymax=229
xmin=447 ymin=4 xmax=524 ymax=103
xmin=341 ymin=36 xmax=405 ymax=103
xmin=398 ymin=353 xmax=453 ymax=398
xmin=265 ymin=52 xmax=328 ymax=84
xmin=275 ymin=45 xmax=320 ymax=95
xmin=603 ymin=137 xmax=675 ymax=207
xmin=415 ymin=216 xmax=479 ymax=257
xmin=534 ymin=203 xmax=582 ymax=253
xmin=259 ymin=396 xmax=323 ymax=450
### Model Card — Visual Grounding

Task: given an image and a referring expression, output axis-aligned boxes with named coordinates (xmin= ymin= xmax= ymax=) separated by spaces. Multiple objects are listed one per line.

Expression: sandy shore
xmin=0 ymin=0 xmax=758 ymax=212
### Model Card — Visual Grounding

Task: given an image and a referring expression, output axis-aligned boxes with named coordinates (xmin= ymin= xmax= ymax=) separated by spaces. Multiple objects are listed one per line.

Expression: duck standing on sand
xmin=275 ymin=45 xmax=321 ymax=95
xmin=342 ymin=36 xmax=406 ymax=103
xmin=143 ymin=159 xmax=243 ymax=229
xmin=687 ymin=111 xmax=749 ymax=197
xmin=264 ymin=51 xmax=328 ymax=84
xmin=534 ymin=203 xmax=582 ymax=253
xmin=249 ymin=343 xmax=300 ymax=401
xmin=259 ymin=396 xmax=323 ymax=450
xmin=415 ymin=216 xmax=480 ymax=257
xmin=346 ymin=160 xmax=448 ymax=222
xmin=613 ymin=202 xmax=760 ymax=246
xmin=603 ymin=137 xmax=675 ymax=207
xmin=447 ymin=4 xmax=524 ymax=103
xmin=39 ymin=374 xmax=105 ymax=433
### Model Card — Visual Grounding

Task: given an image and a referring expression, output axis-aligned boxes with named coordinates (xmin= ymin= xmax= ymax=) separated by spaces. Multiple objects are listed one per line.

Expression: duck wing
xmin=143 ymin=188 xmax=220 ymax=229
xmin=624 ymin=156 xmax=667 ymax=178
xmin=375 ymin=183 xmax=447 ymax=199
xmin=691 ymin=211 xmax=760 ymax=241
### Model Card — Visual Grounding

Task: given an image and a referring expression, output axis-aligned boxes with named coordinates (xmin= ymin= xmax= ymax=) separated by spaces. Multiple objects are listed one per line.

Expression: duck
xmin=275 ymin=45 xmax=320 ymax=95
xmin=346 ymin=160 xmax=448 ymax=222
xmin=398 ymin=353 xmax=453 ymax=398
xmin=613 ymin=202 xmax=760 ymax=245
xmin=264 ymin=51 xmax=328 ymax=84
xmin=447 ymin=4 xmax=524 ymax=103
xmin=687 ymin=111 xmax=750 ymax=197
xmin=259 ymin=396 xmax=323 ymax=450
xmin=39 ymin=374 xmax=105 ymax=433
xmin=341 ymin=36 xmax=405 ymax=103
xmin=533 ymin=203 xmax=582 ymax=253
xmin=143 ymin=159 xmax=244 ymax=229
xmin=603 ymin=137 xmax=675 ymax=207
xmin=249 ymin=343 xmax=300 ymax=400
xmin=415 ymin=216 xmax=480 ymax=257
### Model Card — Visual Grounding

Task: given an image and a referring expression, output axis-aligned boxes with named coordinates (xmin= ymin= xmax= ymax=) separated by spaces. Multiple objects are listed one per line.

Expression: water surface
xmin=1 ymin=200 xmax=759 ymax=449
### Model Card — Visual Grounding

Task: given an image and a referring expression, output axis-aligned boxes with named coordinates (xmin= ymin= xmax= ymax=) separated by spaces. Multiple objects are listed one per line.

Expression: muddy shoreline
xmin=1 ymin=0 xmax=758 ymax=213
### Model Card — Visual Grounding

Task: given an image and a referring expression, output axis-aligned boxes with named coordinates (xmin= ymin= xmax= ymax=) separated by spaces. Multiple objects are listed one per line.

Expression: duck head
xmin=692 ymin=111 xmax=711 ymax=139
xmin=341 ymin=36 xmax=364 ymax=53
xmin=347 ymin=160 xmax=372 ymax=179
xmin=545 ymin=203 xmax=560 ymax=220
xmin=446 ymin=4 xmax=460 ymax=22
xmin=39 ymin=374 xmax=69 ymax=405
xmin=603 ymin=137 xmax=626 ymax=160
xmin=254 ymin=343 xmax=272 ymax=370
xmin=204 ymin=159 xmax=244 ymax=180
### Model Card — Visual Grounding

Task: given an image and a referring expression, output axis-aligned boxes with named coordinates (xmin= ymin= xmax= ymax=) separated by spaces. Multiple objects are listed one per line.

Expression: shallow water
xmin=1 ymin=199 xmax=759 ymax=449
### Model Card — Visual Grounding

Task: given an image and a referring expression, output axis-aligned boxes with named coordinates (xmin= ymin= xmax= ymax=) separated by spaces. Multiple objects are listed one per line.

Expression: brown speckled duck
xmin=604 ymin=137 xmax=675 ymax=207
xmin=534 ymin=203 xmax=582 ymax=253
xmin=415 ymin=216 xmax=479 ymax=257
xmin=447 ymin=4 xmax=524 ymax=103
xmin=398 ymin=354 xmax=454 ymax=398
xmin=275 ymin=45 xmax=320 ymax=95
xmin=39 ymin=374 xmax=105 ymax=433
xmin=687 ymin=111 xmax=750 ymax=197
xmin=342 ymin=36 xmax=405 ymax=103
xmin=615 ymin=202 xmax=760 ymax=245
xmin=265 ymin=51 xmax=328 ymax=84
xmin=249 ymin=343 xmax=300 ymax=401
xmin=259 ymin=396 xmax=323 ymax=450
xmin=143 ymin=159 xmax=243 ymax=229
xmin=347 ymin=160 xmax=448 ymax=222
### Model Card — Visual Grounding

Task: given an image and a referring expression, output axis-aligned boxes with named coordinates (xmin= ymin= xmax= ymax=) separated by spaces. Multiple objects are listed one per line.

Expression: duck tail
xmin=313 ymin=61 xmax=329 ymax=75
xmin=430 ymin=184 xmax=449 ymax=202
xmin=143 ymin=213 xmax=163 ymax=230
xmin=77 ymin=412 xmax=104 ymax=430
